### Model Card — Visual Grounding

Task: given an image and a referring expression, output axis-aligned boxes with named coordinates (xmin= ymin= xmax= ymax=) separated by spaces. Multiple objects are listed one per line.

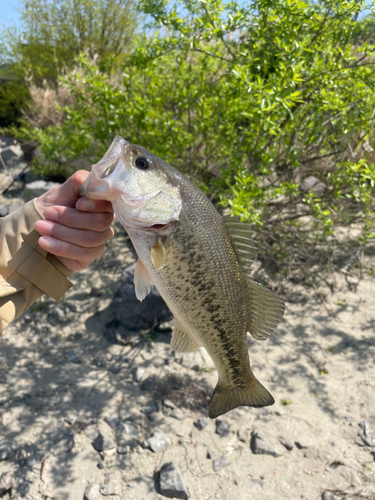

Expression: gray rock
xmin=1 ymin=145 xmax=23 ymax=166
xmin=24 ymin=180 xmax=62 ymax=198
xmin=147 ymin=413 xmax=160 ymax=425
xmin=159 ymin=461 xmax=189 ymax=499
xmin=52 ymin=433 xmax=75 ymax=456
xmin=250 ymin=431 xmax=282 ymax=457
xmin=140 ymin=402 xmax=158 ymax=414
xmin=358 ymin=420 xmax=375 ymax=447
xmin=123 ymin=422 xmax=138 ymax=437
xmin=104 ymin=416 xmax=126 ymax=433
xmin=237 ymin=430 xmax=246 ymax=442
xmin=212 ymin=456 xmax=230 ymax=472
xmin=163 ymin=407 xmax=172 ymax=416
xmin=100 ymin=479 xmax=120 ymax=496
xmin=163 ymin=399 xmax=176 ymax=410
xmin=0 ymin=440 xmax=17 ymax=460
xmin=215 ymin=419 xmax=229 ymax=437
xmin=300 ymin=175 xmax=326 ymax=197
xmin=295 ymin=440 xmax=309 ymax=449
xmin=0 ymin=205 xmax=8 ymax=217
xmin=148 ymin=430 xmax=170 ymax=453
xmin=112 ymin=263 xmax=171 ymax=331
xmin=194 ymin=418 xmax=208 ymax=431
xmin=85 ymin=426 xmax=100 ymax=440
xmin=26 ymin=453 xmax=42 ymax=470
xmin=65 ymin=350 xmax=81 ymax=364
xmin=117 ymin=445 xmax=131 ymax=454
xmin=93 ymin=433 xmax=116 ymax=452
xmin=170 ymin=409 xmax=185 ymax=420
xmin=47 ymin=306 xmax=65 ymax=326
xmin=133 ymin=367 xmax=145 ymax=383
xmin=89 ymin=287 xmax=103 ymax=297
xmin=84 ymin=483 xmax=101 ymax=500
xmin=322 ymin=492 xmax=338 ymax=500
xmin=0 ymin=471 xmax=14 ymax=494
xmin=279 ymin=436 xmax=294 ymax=451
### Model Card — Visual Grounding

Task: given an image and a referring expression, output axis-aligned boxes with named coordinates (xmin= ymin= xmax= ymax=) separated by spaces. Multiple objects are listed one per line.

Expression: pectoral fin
xmin=170 ymin=321 xmax=200 ymax=353
xmin=151 ymin=238 xmax=166 ymax=270
xmin=134 ymin=259 xmax=153 ymax=301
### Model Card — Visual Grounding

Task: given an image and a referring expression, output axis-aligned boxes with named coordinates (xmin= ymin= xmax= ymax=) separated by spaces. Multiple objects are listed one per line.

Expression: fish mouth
xmin=145 ymin=221 xmax=176 ymax=233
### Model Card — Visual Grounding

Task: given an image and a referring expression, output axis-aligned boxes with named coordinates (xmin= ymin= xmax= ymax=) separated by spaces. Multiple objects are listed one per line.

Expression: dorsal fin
xmin=223 ymin=216 xmax=285 ymax=340
xmin=223 ymin=215 xmax=257 ymax=276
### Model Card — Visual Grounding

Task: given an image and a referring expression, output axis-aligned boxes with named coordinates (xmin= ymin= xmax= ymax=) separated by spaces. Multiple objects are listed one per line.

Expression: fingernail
xmin=39 ymin=236 xmax=58 ymax=250
xmin=77 ymin=198 xmax=95 ymax=211
xmin=44 ymin=208 xmax=59 ymax=221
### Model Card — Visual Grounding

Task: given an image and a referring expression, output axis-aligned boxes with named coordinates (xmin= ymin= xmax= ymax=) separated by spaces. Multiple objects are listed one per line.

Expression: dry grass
xmin=24 ymin=82 xmax=75 ymax=128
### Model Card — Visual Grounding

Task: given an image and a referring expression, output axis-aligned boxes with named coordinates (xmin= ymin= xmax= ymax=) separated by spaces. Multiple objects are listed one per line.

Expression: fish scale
xmin=80 ymin=135 xmax=285 ymax=418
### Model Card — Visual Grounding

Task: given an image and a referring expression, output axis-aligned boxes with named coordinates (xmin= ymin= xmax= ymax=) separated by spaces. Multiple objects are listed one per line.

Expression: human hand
xmin=35 ymin=170 xmax=114 ymax=271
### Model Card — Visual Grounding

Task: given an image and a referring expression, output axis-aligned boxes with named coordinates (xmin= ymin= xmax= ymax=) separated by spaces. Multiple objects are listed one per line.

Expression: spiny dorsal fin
xmin=223 ymin=215 xmax=257 ymax=276
xmin=134 ymin=259 xmax=153 ymax=302
xmin=247 ymin=280 xmax=285 ymax=340
xmin=223 ymin=216 xmax=285 ymax=340
xmin=170 ymin=321 xmax=200 ymax=353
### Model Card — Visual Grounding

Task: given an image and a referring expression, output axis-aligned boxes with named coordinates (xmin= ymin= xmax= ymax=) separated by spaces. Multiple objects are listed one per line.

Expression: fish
xmin=80 ymin=136 xmax=285 ymax=418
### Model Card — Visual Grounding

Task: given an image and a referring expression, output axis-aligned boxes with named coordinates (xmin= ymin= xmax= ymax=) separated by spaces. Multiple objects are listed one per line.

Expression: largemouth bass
xmin=80 ymin=136 xmax=285 ymax=418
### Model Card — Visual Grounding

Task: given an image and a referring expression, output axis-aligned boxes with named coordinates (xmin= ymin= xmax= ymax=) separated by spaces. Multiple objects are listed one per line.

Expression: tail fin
xmin=208 ymin=375 xmax=274 ymax=419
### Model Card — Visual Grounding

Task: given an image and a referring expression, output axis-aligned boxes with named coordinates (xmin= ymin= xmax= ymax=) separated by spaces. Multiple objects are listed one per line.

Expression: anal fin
xmin=134 ymin=259 xmax=152 ymax=302
xmin=170 ymin=321 xmax=200 ymax=353
xmin=208 ymin=374 xmax=274 ymax=419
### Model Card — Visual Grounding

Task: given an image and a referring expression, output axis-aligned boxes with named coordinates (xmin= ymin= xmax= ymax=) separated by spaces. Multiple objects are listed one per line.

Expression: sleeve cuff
xmin=17 ymin=250 xmax=73 ymax=301
xmin=1 ymin=198 xmax=73 ymax=301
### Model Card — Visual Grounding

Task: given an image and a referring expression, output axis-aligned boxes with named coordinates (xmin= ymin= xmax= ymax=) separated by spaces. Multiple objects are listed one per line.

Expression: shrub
xmin=20 ymin=0 xmax=375 ymax=282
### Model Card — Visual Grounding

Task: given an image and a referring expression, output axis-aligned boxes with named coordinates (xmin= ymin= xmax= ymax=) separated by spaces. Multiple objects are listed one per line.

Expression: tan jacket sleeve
xmin=0 ymin=199 xmax=73 ymax=334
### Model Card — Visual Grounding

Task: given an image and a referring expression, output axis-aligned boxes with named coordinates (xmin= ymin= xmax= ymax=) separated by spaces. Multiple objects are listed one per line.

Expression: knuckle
xmin=97 ymin=213 xmax=113 ymax=231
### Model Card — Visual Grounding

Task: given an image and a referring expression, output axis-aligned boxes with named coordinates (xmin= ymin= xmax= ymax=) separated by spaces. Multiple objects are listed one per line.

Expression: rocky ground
xmin=0 ymin=137 xmax=375 ymax=500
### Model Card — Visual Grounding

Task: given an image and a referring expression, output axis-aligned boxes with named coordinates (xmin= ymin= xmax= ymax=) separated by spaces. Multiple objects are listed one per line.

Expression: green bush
xmin=20 ymin=0 xmax=375 ymax=282
xmin=0 ymin=0 xmax=139 ymax=127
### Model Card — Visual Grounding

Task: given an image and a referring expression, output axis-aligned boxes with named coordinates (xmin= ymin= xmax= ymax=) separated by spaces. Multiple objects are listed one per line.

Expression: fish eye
xmin=135 ymin=157 xmax=149 ymax=170
xmin=100 ymin=163 xmax=116 ymax=179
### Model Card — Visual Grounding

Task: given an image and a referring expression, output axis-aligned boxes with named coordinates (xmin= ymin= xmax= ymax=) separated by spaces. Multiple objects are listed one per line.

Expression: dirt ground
xmin=0 ymin=188 xmax=375 ymax=500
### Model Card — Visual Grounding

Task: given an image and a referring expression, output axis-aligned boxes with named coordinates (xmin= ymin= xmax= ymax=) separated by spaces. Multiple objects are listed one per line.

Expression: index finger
xmin=76 ymin=197 xmax=114 ymax=213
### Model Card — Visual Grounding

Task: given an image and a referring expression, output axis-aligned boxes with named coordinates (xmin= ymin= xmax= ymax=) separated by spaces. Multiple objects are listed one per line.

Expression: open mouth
xmin=151 ymin=223 xmax=169 ymax=230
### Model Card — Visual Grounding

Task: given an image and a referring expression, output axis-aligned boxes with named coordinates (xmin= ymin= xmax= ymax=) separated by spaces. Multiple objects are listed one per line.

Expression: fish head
xmin=80 ymin=136 xmax=182 ymax=230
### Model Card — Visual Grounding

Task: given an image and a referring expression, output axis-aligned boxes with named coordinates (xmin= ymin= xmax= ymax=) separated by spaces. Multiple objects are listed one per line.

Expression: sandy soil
xmin=0 ymin=207 xmax=375 ymax=500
